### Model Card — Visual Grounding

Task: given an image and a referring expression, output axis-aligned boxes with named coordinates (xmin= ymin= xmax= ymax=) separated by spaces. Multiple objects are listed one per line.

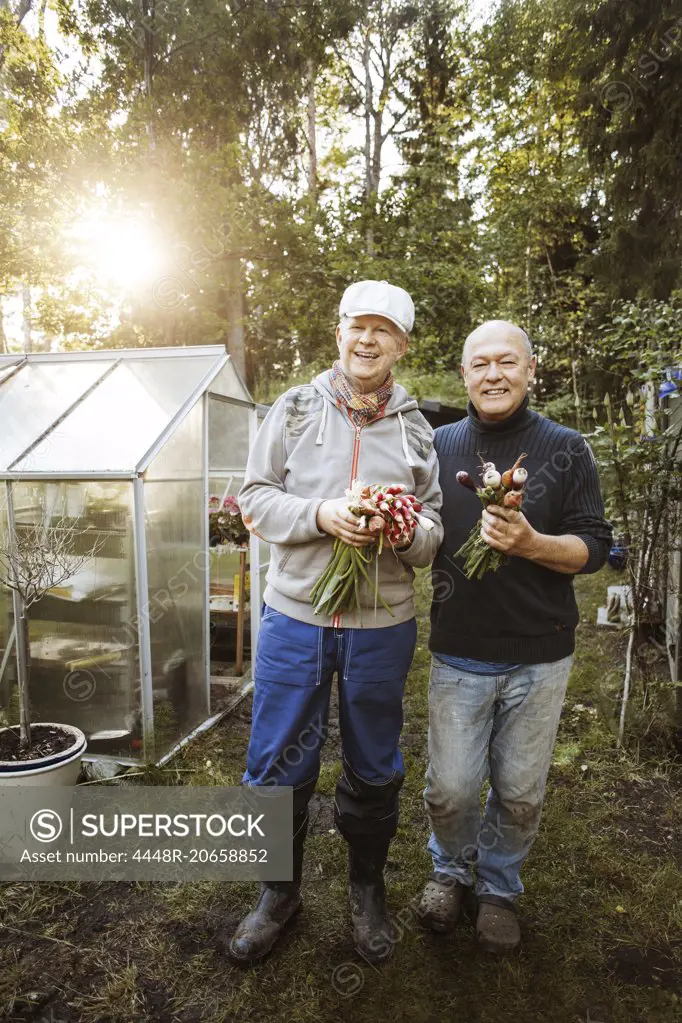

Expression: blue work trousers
xmin=243 ymin=606 xmax=417 ymax=841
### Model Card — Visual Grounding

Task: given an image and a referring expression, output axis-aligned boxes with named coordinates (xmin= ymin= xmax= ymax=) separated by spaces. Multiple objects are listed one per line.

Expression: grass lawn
xmin=1 ymin=567 xmax=681 ymax=1022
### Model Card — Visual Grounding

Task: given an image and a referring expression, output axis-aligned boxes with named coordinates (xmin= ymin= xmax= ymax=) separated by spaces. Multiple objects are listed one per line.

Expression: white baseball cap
xmin=339 ymin=279 xmax=415 ymax=335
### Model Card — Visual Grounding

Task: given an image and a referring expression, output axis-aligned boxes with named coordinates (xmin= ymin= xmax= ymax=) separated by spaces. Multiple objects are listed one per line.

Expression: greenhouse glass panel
xmin=127 ymin=355 xmax=219 ymax=417
xmin=2 ymin=481 xmax=140 ymax=759
xmin=209 ymin=360 xmax=251 ymax=402
xmin=209 ymin=397 xmax=250 ymax=470
xmin=0 ymin=361 xmax=115 ymax=472
xmin=0 ymin=359 xmax=22 ymax=387
xmin=12 ymin=362 xmax=173 ymax=474
xmin=144 ymin=402 xmax=207 ymax=756
xmin=145 ymin=399 xmax=206 ymax=482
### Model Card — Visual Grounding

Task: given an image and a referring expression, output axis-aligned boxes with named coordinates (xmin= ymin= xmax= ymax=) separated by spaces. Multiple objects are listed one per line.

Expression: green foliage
xmin=535 ymin=392 xmax=578 ymax=428
xmin=394 ymin=366 xmax=467 ymax=406
xmin=1 ymin=0 xmax=681 ymax=423
xmin=565 ymin=0 xmax=682 ymax=301
xmin=586 ymin=298 xmax=682 ymax=739
xmin=253 ymin=354 xmax=467 ymax=408
xmin=592 ymin=293 xmax=682 ymax=392
xmin=588 ymin=296 xmax=682 ymax=541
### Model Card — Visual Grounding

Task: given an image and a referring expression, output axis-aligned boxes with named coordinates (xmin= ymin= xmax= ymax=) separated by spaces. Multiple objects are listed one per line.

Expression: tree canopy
xmin=1 ymin=0 xmax=681 ymax=409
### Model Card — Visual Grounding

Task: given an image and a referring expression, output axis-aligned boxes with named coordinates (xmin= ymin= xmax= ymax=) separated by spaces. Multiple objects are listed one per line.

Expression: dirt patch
xmin=611 ymin=777 xmax=681 ymax=864
xmin=220 ymin=694 xmax=254 ymax=731
xmin=137 ymin=977 xmax=174 ymax=1019
xmin=55 ymin=882 xmax=162 ymax=943
xmin=165 ymin=909 xmax=234 ymax=958
xmin=608 ymin=944 xmax=682 ymax=992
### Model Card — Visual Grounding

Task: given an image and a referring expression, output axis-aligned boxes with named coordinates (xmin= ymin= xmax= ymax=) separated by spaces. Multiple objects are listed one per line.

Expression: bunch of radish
xmin=310 ymin=480 xmax=433 ymax=619
xmin=454 ymin=453 xmax=528 ymax=580
xmin=355 ymin=482 xmax=433 ymax=548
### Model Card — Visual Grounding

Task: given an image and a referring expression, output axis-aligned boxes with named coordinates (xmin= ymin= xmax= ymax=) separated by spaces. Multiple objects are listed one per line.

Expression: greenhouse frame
xmin=0 ymin=345 xmax=262 ymax=767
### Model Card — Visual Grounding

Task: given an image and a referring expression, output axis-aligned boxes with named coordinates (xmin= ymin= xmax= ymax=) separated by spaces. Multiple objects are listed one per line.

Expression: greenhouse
xmin=0 ymin=345 xmax=260 ymax=766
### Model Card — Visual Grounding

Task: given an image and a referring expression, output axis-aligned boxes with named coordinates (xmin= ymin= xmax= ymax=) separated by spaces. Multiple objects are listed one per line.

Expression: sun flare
xmin=69 ymin=210 xmax=166 ymax=292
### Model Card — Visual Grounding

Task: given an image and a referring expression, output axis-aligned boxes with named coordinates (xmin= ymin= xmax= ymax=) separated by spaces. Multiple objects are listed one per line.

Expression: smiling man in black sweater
xmin=418 ymin=320 xmax=612 ymax=954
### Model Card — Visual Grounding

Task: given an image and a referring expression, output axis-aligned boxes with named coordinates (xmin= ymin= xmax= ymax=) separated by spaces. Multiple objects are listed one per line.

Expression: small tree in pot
xmin=0 ymin=488 xmax=104 ymax=758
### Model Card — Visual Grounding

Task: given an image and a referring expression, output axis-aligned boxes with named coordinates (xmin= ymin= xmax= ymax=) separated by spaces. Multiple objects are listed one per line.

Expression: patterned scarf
xmin=329 ymin=360 xmax=394 ymax=429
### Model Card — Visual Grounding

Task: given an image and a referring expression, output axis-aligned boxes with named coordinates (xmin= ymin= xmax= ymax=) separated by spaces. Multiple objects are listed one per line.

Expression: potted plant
xmin=208 ymin=493 xmax=250 ymax=549
xmin=0 ymin=488 xmax=104 ymax=785
xmin=208 ymin=493 xmax=251 ymax=671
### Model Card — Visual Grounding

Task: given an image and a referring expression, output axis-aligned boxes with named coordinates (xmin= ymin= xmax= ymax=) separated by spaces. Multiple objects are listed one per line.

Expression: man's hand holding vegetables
xmin=481 ymin=505 xmax=591 ymax=573
xmin=316 ymin=496 xmax=375 ymax=547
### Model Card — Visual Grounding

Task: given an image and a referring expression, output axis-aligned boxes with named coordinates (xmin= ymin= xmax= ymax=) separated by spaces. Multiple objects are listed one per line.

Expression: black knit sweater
xmin=430 ymin=396 xmax=613 ymax=664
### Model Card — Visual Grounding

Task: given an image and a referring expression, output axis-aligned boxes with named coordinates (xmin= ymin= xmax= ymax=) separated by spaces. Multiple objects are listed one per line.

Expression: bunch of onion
xmin=454 ymin=454 xmax=528 ymax=580
xmin=310 ymin=480 xmax=433 ymax=619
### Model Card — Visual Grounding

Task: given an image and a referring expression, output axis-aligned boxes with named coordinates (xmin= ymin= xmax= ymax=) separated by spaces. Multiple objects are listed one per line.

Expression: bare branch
xmin=368 ymin=52 xmax=385 ymax=84
xmin=381 ymin=107 xmax=409 ymax=145
xmin=0 ymin=505 xmax=106 ymax=611
xmin=330 ymin=44 xmax=367 ymax=97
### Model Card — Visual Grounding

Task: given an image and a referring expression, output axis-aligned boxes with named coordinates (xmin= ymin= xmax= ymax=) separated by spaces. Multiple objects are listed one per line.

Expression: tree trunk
xmin=22 ymin=283 xmax=32 ymax=352
xmin=4 ymin=479 xmax=31 ymax=750
xmin=571 ymin=357 xmax=581 ymax=431
xmin=17 ymin=611 xmax=31 ymax=750
xmin=0 ymin=297 xmax=7 ymax=354
xmin=525 ymin=216 xmax=533 ymax=328
xmin=363 ymin=28 xmax=372 ymax=195
xmin=222 ymin=257 xmax=248 ymax=386
xmin=306 ymin=58 xmax=317 ymax=198
xmin=363 ymin=27 xmax=374 ymax=256
xmin=141 ymin=0 xmax=157 ymax=153
xmin=371 ymin=109 xmax=382 ymax=196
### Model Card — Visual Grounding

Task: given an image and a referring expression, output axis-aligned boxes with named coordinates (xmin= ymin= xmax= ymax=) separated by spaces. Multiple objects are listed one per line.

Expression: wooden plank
xmin=235 ymin=548 xmax=247 ymax=675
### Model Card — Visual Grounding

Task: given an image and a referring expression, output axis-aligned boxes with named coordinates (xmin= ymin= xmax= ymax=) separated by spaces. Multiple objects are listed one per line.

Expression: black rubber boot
xmin=347 ymin=836 xmax=397 ymax=965
xmin=228 ymin=813 xmax=307 ymax=966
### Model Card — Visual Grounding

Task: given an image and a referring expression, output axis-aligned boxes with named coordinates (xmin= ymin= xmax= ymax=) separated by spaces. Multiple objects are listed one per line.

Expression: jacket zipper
xmin=333 ymin=419 xmax=363 ymax=629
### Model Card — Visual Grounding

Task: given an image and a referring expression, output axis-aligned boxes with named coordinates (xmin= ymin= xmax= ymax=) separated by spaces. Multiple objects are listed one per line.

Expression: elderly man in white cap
xmin=229 ymin=281 xmax=443 ymax=966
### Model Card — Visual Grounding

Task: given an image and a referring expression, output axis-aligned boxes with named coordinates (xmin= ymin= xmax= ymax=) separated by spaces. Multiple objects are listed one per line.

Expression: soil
xmin=610 ymin=777 xmax=682 ymax=865
xmin=0 ymin=723 xmax=77 ymax=762
xmin=608 ymin=944 xmax=682 ymax=992
xmin=2 ymin=577 xmax=681 ymax=1023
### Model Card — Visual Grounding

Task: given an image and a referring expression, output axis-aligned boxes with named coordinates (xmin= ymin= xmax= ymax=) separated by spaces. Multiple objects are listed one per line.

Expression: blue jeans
xmin=423 ymin=653 xmax=573 ymax=901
